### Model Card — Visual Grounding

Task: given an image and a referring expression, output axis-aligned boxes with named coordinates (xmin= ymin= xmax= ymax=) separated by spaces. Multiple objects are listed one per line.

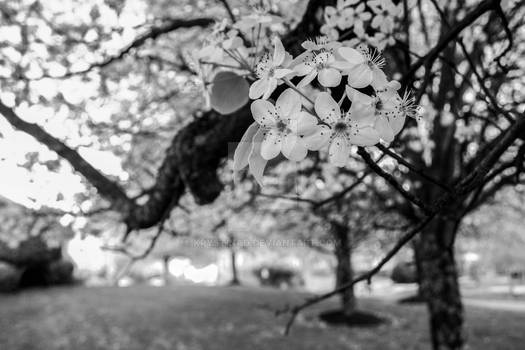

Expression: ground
xmin=1 ymin=284 xmax=525 ymax=350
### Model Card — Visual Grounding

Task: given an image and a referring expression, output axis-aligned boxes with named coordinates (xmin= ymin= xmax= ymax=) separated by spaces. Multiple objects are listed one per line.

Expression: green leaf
xmin=210 ymin=71 xmax=249 ymax=115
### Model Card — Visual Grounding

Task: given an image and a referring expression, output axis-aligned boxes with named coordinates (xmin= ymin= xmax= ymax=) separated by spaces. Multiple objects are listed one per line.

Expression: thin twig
xmin=375 ymin=144 xmax=452 ymax=192
xmin=358 ymin=147 xmax=432 ymax=215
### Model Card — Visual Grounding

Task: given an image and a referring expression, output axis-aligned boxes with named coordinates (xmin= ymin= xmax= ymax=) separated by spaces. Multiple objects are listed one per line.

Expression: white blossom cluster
xmin=193 ymin=8 xmax=420 ymax=183
xmin=247 ymin=36 xmax=419 ymax=167
xmin=321 ymin=0 xmax=403 ymax=50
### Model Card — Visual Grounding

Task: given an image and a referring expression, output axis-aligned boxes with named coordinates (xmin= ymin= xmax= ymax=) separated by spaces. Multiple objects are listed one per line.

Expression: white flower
xmin=250 ymin=89 xmax=321 ymax=161
xmin=309 ymin=92 xmax=380 ymax=167
xmin=342 ymin=25 xmax=371 ymax=48
xmin=398 ymin=90 xmax=422 ymax=122
xmin=320 ymin=23 xmax=339 ymax=40
xmin=369 ymin=32 xmax=396 ymax=51
xmin=235 ymin=10 xmax=283 ymax=32
xmin=249 ymin=37 xmax=294 ymax=100
xmin=197 ymin=29 xmax=244 ymax=63
xmin=301 ymin=36 xmax=341 ymax=53
xmin=222 ymin=30 xmax=243 ymax=50
xmin=293 ymin=51 xmax=343 ymax=88
xmin=339 ymin=4 xmax=372 ymax=30
xmin=369 ymin=0 xmax=400 ymax=33
xmin=346 ymin=84 xmax=404 ymax=143
xmin=336 ymin=45 xmax=386 ymax=88
xmin=323 ymin=6 xmax=340 ymax=28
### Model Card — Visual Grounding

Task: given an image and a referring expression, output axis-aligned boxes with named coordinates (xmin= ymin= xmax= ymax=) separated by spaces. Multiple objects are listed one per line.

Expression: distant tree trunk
xmin=228 ymin=234 xmax=240 ymax=286
xmin=162 ymin=255 xmax=171 ymax=286
xmin=415 ymin=216 xmax=464 ymax=350
xmin=332 ymin=222 xmax=356 ymax=315
xmin=230 ymin=248 xmax=240 ymax=285
xmin=411 ymin=241 xmax=426 ymax=302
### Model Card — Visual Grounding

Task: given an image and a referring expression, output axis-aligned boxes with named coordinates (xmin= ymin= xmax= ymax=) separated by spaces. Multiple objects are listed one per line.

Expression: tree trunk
xmin=230 ymin=248 xmax=240 ymax=285
xmin=162 ymin=255 xmax=171 ymax=286
xmin=228 ymin=234 xmax=240 ymax=286
xmin=411 ymin=241 xmax=426 ymax=302
xmin=332 ymin=222 xmax=356 ymax=315
xmin=415 ymin=216 xmax=464 ymax=350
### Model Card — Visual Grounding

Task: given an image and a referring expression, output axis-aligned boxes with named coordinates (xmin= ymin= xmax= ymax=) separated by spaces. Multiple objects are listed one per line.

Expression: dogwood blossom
xmin=250 ymin=89 xmax=321 ymax=161
xmin=312 ymin=92 xmax=380 ymax=166
xmin=249 ymin=37 xmax=294 ymax=99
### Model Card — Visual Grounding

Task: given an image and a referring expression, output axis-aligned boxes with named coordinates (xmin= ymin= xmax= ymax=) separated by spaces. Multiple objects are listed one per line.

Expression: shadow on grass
xmin=319 ymin=309 xmax=387 ymax=328
xmin=398 ymin=294 xmax=426 ymax=304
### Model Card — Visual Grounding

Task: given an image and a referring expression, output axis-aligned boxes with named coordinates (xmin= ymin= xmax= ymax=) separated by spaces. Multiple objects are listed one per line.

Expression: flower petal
xmin=290 ymin=51 xmax=314 ymax=70
xmin=371 ymin=66 xmax=388 ymax=90
xmin=260 ymin=129 xmax=282 ymax=160
xmin=314 ymin=92 xmax=340 ymax=124
xmin=348 ymin=126 xmax=380 ymax=146
xmin=303 ymin=125 xmax=331 ymax=150
xmin=282 ymin=134 xmax=308 ymax=161
xmin=297 ymin=70 xmax=317 ymax=88
xmin=346 ymin=85 xmax=374 ymax=105
xmin=272 ymin=37 xmax=286 ymax=66
xmin=318 ymin=68 xmax=342 ymax=87
xmin=375 ymin=116 xmax=395 ymax=143
xmin=348 ymin=103 xmax=376 ymax=127
xmin=250 ymin=99 xmax=277 ymax=127
xmin=274 ymin=68 xmax=294 ymax=79
xmin=389 ymin=112 xmax=406 ymax=135
xmin=293 ymin=62 xmax=314 ymax=76
xmin=347 ymin=64 xmax=373 ymax=88
xmin=331 ymin=60 xmax=355 ymax=71
xmin=262 ymin=78 xmax=278 ymax=100
xmin=329 ymin=134 xmax=350 ymax=167
xmin=248 ymin=128 xmax=268 ymax=187
xmin=249 ymin=79 xmax=269 ymax=99
xmin=276 ymin=88 xmax=302 ymax=119
xmin=233 ymin=122 xmax=259 ymax=171
xmin=288 ymin=111 xmax=318 ymax=134
xmin=338 ymin=47 xmax=365 ymax=65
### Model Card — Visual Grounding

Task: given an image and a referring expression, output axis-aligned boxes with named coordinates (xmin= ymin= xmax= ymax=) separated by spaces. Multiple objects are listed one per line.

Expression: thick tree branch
xmin=0 ymin=100 xmax=131 ymax=210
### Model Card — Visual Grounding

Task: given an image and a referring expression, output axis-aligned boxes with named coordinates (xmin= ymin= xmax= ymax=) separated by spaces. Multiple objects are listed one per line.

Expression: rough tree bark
xmin=332 ymin=221 xmax=356 ymax=315
xmin=415 ymin=216 xmax=463 ymax=350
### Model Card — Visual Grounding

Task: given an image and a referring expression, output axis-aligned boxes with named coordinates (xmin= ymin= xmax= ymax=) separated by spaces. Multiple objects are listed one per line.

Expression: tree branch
xmin=34 ymin=17 xmax=215 ymax=79
xmin=402 ymin=0 xmax=495 ymax=87
xmin=0 ymin=100 xmax=131 ymax=210
xmin=279 ymin=115 xmax=525 ymax=334
xmin=358 ymin=147 xmax=432 ymax=215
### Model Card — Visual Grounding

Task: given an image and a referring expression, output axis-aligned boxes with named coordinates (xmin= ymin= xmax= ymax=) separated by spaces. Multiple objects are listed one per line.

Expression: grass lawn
xmin=1 ymin=284 xmax=524 ymax=350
